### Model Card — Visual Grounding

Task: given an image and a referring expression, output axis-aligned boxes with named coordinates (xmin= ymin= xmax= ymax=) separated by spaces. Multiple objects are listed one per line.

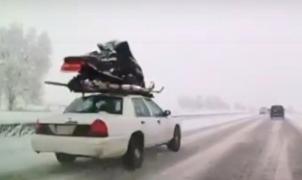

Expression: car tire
xmin=55 ymin=153 xmax=76 ymax=165
xmin=167 ymin=126 xmax=181 ymax=152
xmin=123 ymin=136 xmax=144 ymax=170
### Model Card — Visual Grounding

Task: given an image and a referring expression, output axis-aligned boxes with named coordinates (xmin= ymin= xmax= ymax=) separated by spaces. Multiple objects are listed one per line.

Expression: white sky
xmin=1 ymin=0 xmax=302 ymax=111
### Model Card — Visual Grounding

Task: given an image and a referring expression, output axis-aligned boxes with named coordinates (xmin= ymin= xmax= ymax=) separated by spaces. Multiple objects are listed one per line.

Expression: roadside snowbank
xmin=180 ymin=114 xmax=253 ymax=132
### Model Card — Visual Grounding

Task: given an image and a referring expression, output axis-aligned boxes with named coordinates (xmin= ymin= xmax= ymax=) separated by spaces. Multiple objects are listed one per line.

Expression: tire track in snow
xmin=248 ymin=120 xmax=285 ymax=180
xmin=193 ymin=118 xmax=272 ymax=180
xmin=275 ymin=140 xmax=292 ymax=180
xmin=133 ymin=117 xmax=260 ymax=180
xmin=182 ymin=116 xmax=259 ymax=146
xmin=158 ymin=118 xmax=263 ymax=180
xmin=195 ymin=119 xmax=293 ymax=180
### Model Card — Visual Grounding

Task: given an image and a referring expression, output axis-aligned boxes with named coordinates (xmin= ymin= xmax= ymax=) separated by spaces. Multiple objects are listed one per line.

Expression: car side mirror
xmin=163 ymin=110 xmax=171 ymax=117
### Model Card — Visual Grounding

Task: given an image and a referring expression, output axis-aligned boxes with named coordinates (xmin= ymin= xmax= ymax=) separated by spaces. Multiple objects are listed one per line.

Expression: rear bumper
xmin=270 ymin=113 xmax=284 ymax=118
xmin=31 ymin=134 xmax=129 ymax=158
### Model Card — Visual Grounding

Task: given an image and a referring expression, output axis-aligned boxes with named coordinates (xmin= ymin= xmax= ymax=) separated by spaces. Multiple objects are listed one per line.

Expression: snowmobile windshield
xmin=64 ymin=95 xmax=123 ymax=114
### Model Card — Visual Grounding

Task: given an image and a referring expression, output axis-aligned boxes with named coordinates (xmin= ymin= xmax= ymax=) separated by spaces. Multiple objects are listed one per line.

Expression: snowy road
xmin=2 ymin=114 xmax=302 ymax=180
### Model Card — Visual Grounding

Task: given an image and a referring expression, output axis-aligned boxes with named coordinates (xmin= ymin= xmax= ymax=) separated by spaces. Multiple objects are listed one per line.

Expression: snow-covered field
xmin=0 ymin=111 xmax=56 ymax=124
xmin=0 ymin=111 xmax=55 ymax=137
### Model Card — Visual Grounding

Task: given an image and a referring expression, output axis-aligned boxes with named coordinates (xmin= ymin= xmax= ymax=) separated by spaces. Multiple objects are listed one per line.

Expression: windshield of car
xmin=64 ymin=96 xmax=123 ymax=114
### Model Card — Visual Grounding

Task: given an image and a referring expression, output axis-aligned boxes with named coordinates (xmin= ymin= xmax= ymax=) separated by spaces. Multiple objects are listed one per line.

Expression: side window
xmin=145 ymin=99 xmax=164 ymax=117
xmin=94 ymin=97 xmax=123 ymax=114
xmin=132 ymin=98 xmax=151 ymax=117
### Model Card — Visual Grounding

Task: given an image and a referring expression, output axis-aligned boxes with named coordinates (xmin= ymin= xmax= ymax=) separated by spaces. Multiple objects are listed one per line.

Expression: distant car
xmin=259 ymin=107 xmax=268 ymax=115
xmin=31 ymin=94 xmax=181 ymax=170
xmin=270 ymin=105 xmax=285 ymax=119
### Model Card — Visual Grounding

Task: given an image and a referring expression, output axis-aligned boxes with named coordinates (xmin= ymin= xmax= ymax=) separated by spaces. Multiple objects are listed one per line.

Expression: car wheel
xmin=123 ymin=136 xmax=144 ymax=170
xmin=55 ymin=153 xmax=76 ymax=165
xmin=167 ymin=126 xmax=181 ymax=152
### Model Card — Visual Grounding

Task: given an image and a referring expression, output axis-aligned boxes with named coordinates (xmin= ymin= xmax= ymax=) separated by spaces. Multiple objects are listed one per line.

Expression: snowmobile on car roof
xmin=45 ymin=40 xmax=163 ymax=97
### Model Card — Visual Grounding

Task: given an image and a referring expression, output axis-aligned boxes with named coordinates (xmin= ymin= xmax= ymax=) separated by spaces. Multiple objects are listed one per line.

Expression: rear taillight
xmin=61 ymin=58 xmax=85 ymax=72
xmin=88 ymin=119 xmax=108 ymax=137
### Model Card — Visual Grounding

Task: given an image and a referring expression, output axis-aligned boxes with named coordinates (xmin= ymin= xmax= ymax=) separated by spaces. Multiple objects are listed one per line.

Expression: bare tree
xmin=0 ymin=24 xmax=52 ymax=110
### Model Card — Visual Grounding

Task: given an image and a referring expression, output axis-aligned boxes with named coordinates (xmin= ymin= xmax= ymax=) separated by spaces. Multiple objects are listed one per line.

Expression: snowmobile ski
xmin=44 ymin=80 xmax=163 ymax=97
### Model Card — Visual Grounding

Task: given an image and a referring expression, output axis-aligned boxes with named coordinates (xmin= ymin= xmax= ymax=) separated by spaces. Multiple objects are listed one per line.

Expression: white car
xmin=259 ymin=107 xmax=268 ymax=115
xmin=31 ymin=94 xmax=181 ymax=169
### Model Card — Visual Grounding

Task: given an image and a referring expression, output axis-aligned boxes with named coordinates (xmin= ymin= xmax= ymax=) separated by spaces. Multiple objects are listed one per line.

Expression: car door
xmin=131 ymin=97 xmax=158 ymax=147
xmin=144 ymin=98 xmax=172 ymax=144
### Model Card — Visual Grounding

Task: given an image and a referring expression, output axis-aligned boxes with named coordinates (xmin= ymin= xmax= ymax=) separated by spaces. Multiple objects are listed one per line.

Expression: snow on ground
xmin=0 ymin=136 xmax=60 ymax=176
xmin=286 ymin=113 xmax=302 ymax=129
xmin=179 ymin=114 xmax=251 ymax=132
xmin=0 ymin=111 xmax=57 ymax=124
xmin=0 ymin=124 xmax=35 ymax=137
xmin=0 ymin=113 xmax=253 ymax=176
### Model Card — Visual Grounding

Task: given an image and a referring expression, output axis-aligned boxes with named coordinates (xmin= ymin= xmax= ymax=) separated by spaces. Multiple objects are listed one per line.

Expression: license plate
xmin=49 ymin=124 xmax=76 ymax=135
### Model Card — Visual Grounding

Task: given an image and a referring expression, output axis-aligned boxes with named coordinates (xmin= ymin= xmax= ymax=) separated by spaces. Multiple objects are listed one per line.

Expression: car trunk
xmin=36 ymin=113 xmax=119 ymax=137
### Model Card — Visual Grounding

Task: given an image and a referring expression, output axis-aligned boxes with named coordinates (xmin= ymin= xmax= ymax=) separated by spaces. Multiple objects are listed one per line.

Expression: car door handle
xmin=141 ymin=121 xmax=145 ymax=125
xmin=157 ymin=120 xmax=161 ymax=124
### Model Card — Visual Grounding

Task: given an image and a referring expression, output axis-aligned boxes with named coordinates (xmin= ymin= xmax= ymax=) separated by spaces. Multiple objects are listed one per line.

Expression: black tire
xmin=123 ymin=136 xmax=144 ymax=170
xmin=55 ymin=153 xmax=76 ymax=165
xmin=167 ymin=126 xmax=181 ymax=152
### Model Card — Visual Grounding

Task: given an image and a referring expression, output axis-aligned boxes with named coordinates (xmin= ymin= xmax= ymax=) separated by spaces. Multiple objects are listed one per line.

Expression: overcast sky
xmin=1 ymin=0 xmax=302 ymax=111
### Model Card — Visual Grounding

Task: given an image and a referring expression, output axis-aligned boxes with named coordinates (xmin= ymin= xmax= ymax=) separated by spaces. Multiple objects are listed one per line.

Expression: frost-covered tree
xmin=0 ymin=24 xmax=51 ymax=110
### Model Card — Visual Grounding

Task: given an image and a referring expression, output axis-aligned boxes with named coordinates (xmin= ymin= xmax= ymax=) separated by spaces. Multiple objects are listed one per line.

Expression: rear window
xmin=64 ymin=95 xmax=123 ymax=114
xmin=271 ymin=106 xmax=284 ymax=112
